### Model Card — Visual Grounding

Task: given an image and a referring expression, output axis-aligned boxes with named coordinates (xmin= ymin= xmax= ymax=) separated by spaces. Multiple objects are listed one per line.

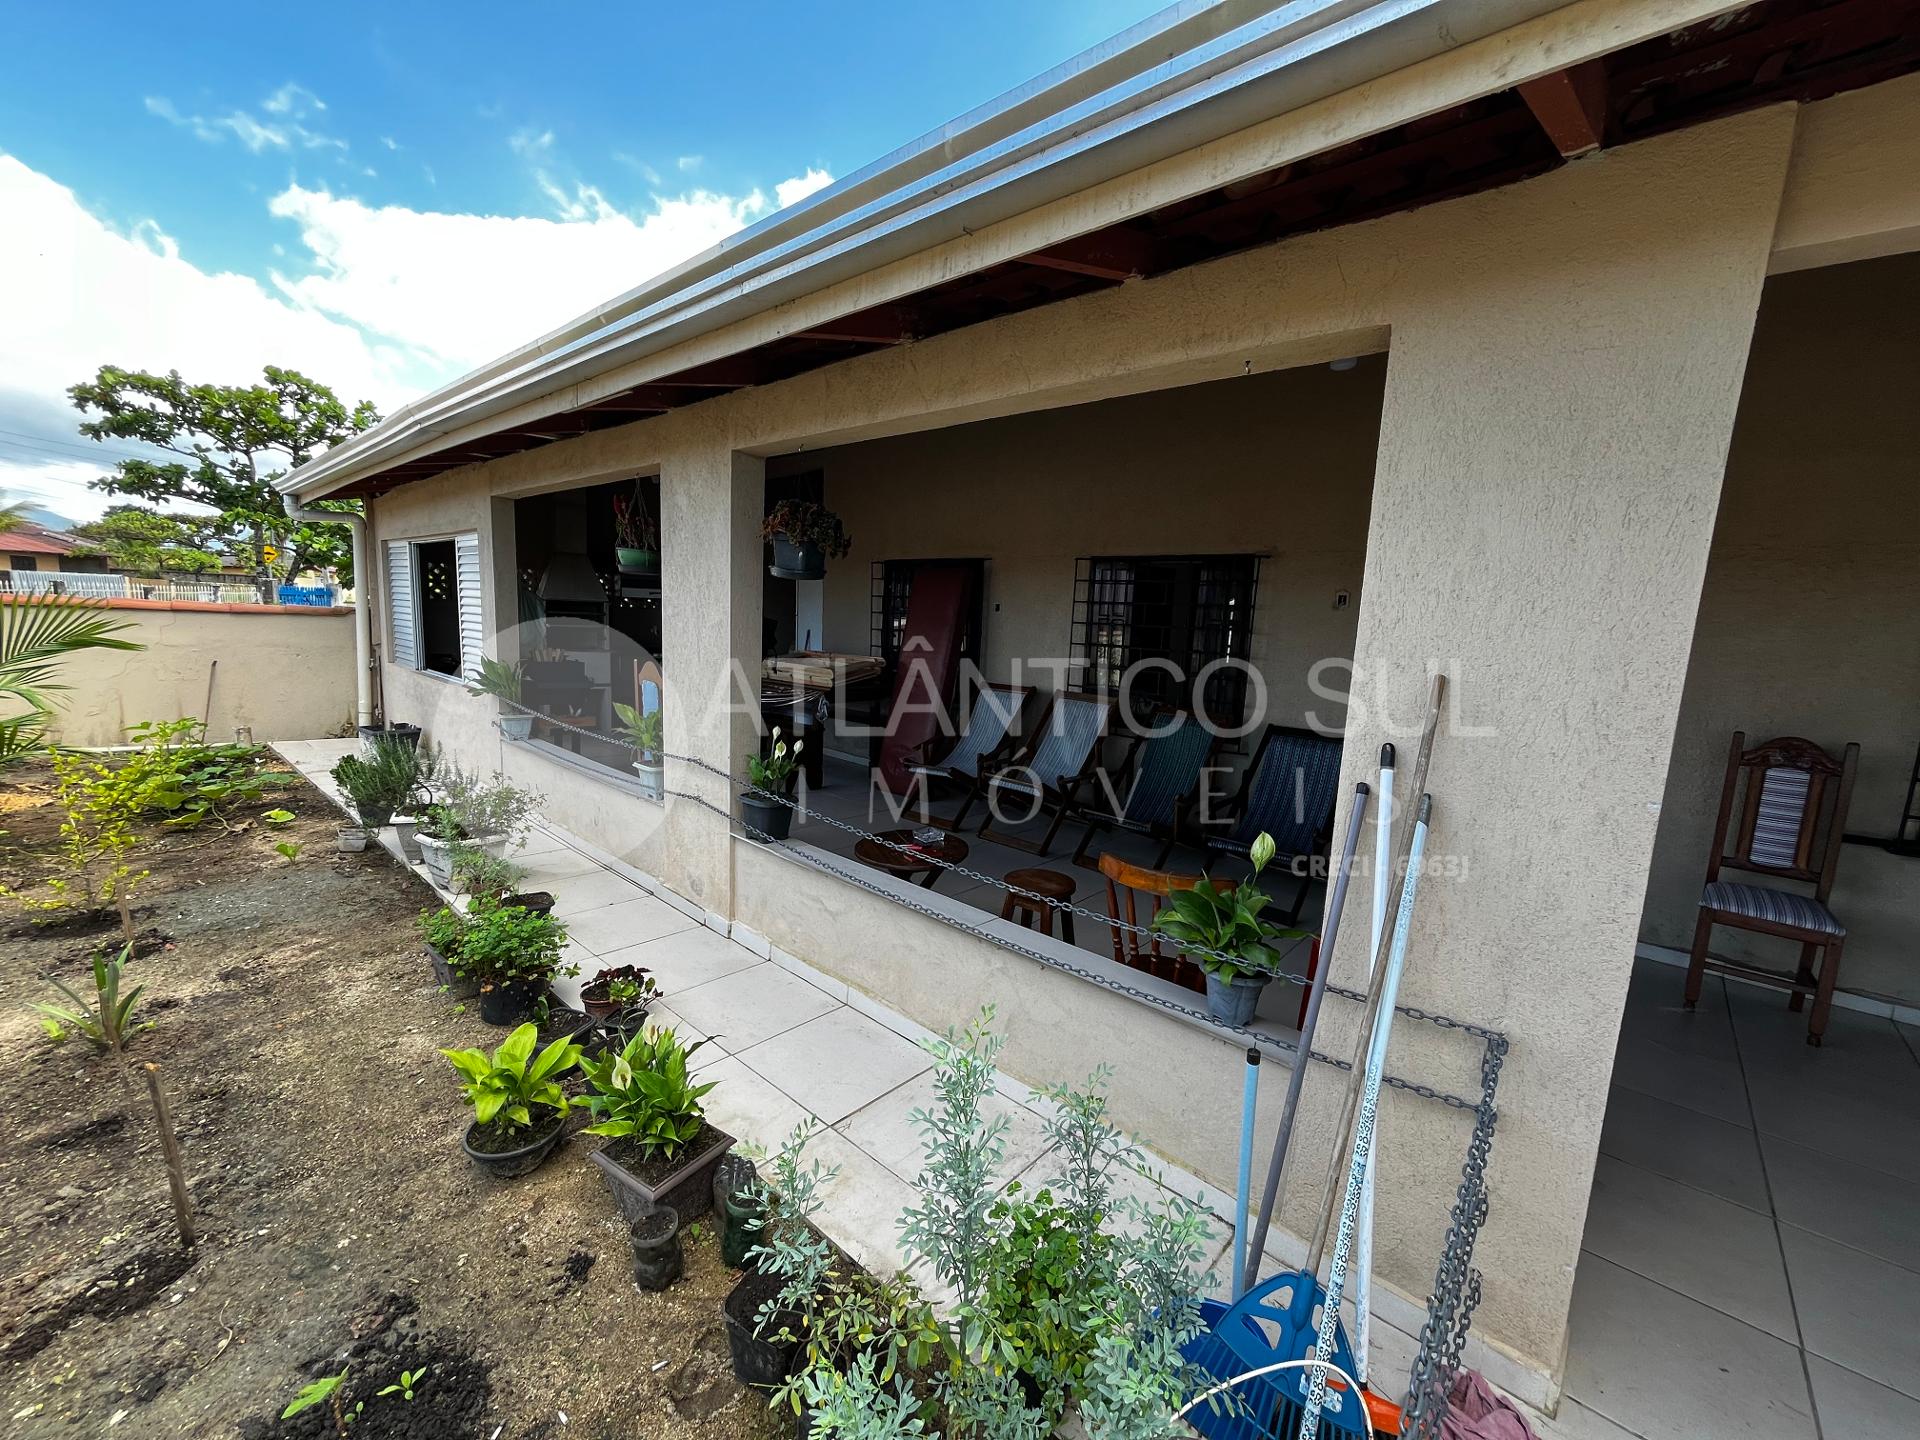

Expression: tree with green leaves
xmin=67 ymin=365 xmax=378 ymax=585
xmin=68 ymin=504 xmax=227 ymax=576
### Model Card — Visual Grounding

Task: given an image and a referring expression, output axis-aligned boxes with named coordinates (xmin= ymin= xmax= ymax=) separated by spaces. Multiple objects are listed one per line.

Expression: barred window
xmin=870 ymin=559 xmax=988 ymax=670
xmin=1068 ymin=554 xmax=1260 ymax=727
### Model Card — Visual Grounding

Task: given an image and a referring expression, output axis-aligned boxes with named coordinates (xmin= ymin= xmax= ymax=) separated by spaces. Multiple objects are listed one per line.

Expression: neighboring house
xmin=2 ymin=521 xmax=107 ymax=576
xmin=277 ymin=2 xmax=1920 ymax=1427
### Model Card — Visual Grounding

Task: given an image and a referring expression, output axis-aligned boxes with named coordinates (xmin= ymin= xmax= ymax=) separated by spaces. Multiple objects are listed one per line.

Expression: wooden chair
xmin=1684 ymin=732 xmax=1860 ymax=1046
xmin=975 ymin=690 xmax=1116 ymax=855
xmin=1198 ymin=723 xmax=1343 ymax=924
xmin=1068 ymin=709 xmax=1219 ymax=870
xmin=900 ymin=680 xmax=1031 ymax=828
xmin=1099 ymin=853 xmax=1206 ymax=993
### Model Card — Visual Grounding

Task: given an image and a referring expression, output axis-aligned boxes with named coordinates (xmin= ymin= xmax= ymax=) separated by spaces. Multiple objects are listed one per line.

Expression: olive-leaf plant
xmin=441 ymin=1022 xmax=582 ymax=1131
xmin=1148 ymin=831 xmax=1308 ymax=981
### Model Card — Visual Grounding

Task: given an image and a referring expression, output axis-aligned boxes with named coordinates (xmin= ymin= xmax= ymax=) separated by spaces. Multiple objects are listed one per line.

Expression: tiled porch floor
xmin=1557 ymin=957 xmax=1920 ymax=1440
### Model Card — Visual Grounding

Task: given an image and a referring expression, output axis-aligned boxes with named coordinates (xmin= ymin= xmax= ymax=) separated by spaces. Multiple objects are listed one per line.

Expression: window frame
xmin=385 ymin=531 xmax=484 ymax=683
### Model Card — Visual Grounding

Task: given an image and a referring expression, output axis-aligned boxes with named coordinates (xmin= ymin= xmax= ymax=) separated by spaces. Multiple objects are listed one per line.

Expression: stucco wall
xmin=1638 ymin=254 xmax=1920 ymax=1004
xmin=37 ymin=601 xmax=357 ymax=746
xmin=768 ymin=359 xmax=1382 ymax=747
xmin=349 ymin=79 xmax=1920 ymax=1394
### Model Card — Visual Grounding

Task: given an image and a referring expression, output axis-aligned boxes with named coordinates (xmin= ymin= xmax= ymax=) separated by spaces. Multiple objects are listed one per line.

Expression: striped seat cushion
xmin=1702 ymin=881 xmax=1844 ymax=937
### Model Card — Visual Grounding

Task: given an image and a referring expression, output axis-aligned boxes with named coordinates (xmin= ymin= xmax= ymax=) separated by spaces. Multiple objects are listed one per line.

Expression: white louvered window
xmin=386 ymin=533 xmax=483 ymax=679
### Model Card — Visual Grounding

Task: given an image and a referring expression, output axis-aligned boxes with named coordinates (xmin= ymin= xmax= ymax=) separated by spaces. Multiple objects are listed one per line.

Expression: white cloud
xmin=146 ymin=85 xmax=346 ymax=155
xmin=263 ymin=82 xmax=326 ymax=116
xmin=0 ymin=149 xmax=835 ymax=519
xmin=676 ymin=154 xmax=704 ymax=172
xmin=776 ymin=168 xmax=835 ymax=210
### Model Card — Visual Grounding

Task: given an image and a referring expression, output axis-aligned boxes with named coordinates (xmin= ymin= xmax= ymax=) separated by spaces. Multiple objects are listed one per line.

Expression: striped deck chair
xmin=903 ymin=681 xmax=1030 ymax=830
xmin=975 ymin=690 xmax=1116 ymax=855
xmin=1070 ymin=710 xmax=1219 ymax=869
xmin=1684 ymin=732 xmax=1859 ymax=1045
xmin=1202 ymin=723 xmax=1343 ymax=924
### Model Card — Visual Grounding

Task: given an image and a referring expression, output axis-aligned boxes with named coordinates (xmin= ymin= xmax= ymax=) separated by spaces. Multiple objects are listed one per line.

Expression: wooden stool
xmin=1001 ymin=868 xmax=1076 ymax=943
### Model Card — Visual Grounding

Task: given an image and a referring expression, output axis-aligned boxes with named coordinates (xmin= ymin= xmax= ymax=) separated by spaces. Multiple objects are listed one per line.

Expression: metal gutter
xmin=284 ymin=0 xmax=1571 ymax=499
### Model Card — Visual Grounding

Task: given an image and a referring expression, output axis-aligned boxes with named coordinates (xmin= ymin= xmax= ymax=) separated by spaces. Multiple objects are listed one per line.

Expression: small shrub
xmin=1 ymin=746 xmax=147 ymax=944
xmin=441 ymin=1021 xmax=581 ymax=1132
xmin=33 ymin=944 xmax=151 ymax=1089
xmin=457 ymin=898 xmax=572 ymax=988
xmin=579 ymin=1025 xmax=716 ymax=1158
xmin=450 ymin=845 xmax=524 ymax=900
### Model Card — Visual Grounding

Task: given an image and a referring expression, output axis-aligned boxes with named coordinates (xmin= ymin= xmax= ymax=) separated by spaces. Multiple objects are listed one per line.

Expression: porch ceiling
xmin=334 ymin=0 xmax=1920 ymax=501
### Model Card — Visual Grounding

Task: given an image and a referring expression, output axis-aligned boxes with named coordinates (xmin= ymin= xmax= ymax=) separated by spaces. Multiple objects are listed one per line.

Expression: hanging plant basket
xmin=769 ymin=537 xmax=825 ymax=581
xmin=616 ymin=546 xmax=660 ymax=575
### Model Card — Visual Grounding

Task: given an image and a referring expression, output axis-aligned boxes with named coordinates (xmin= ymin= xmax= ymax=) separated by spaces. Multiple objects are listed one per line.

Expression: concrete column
xmin=1278 ymin=109 xmax=1799 ymax=1392
xmin=659 ymin=434 xmax=764 ymax=919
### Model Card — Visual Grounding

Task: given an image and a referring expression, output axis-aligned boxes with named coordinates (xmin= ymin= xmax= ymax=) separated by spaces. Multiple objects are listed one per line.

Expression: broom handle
xmin=1354 ymin=744 xmax=1394 ymax=1386
xmin=1302 ymin=796 xmax=1433 ymax=1440
xmin=1240 ymin=781 xmax=1369 ymax=1292
xmin=1309 ymin=673 xmax=1445 ymax=1270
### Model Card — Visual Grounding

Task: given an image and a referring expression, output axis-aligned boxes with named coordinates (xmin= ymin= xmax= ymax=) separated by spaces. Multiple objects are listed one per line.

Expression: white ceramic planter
xmin=500 ymin=713 xmax=535 ymax=741
xmin=336 ymin=825 xmax=368 ymax=854
xmin=633 ymin=759 xmax=665 ymax=801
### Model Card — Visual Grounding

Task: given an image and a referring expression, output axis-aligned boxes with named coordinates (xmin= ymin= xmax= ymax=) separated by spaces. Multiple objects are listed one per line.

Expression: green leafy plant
xmin=0 ymin=593 xmax=142 ymax=763
xmin=579 ymin=1025 xmax=716 ymax=1157
xmin=450 ymin=844 xmax=525 ymax=900
xmin=613 ymin=702 xmax=663 ymax=760
xmin=747 ymin=726 xmax=803 ymax=792
xmin=441 ymin=1021 xmax=582 ymax=1132
xmin=419 ymin=904 xmax=467 ymax=959
xmin=420 ymin=762 xmax=540 ymax=844
xmin=466 ymin=656 xmax=524 ymax=705
xmin=331 ymin=755 xmax=396 ymax=827
xmin=118 ymin=718 xmax=280 ymax=829
xmin=263 ymin=808 xmax=295 ymax=826
xmin=377 ymin=1367 xmax=429 ymax=1402
xmin=33 ymin=944 xmax=151 ymax=1089
xmin=281 ymin=1370 xmax=347 ymax=1421
xmin=604 ymin=972 xmax=657 ymax=1009
xmin=2 ymin=746 xmax=148 ymax=945
xmin=1149 ymin=832 xmax=1307 ymax=981
xmin=274 ymin=840 xmax=302 ymax=864
xmin=761 ymin=499 xmax=852 ymax=558
xmin=797 ymin=1351 xmax=929 ymax=1438
xmin=457 ymin=897 xmax=572 ymax=988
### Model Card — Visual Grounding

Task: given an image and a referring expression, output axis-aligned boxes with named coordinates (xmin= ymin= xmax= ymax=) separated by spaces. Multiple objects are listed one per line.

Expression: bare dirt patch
xmin=0 ymin=757 xmax=783 ymax=1439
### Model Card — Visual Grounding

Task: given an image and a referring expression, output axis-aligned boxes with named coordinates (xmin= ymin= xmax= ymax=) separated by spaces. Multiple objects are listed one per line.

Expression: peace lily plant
xmin=1150 ymin=831 xmax=1308 ymax=1025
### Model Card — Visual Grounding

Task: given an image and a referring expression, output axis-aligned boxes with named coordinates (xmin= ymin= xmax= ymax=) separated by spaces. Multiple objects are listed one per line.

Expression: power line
xmin=0 ymin=431 xmax=152 ymax=466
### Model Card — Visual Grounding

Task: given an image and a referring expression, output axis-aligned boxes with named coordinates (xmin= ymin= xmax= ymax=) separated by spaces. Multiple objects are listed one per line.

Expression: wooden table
xmin=853 ymin=829 xmax=968 ymax=890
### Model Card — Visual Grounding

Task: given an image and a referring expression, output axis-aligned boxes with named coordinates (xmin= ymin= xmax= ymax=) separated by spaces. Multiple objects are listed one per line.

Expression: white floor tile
xmin=1745 ymin=1068 xmax=1920 ymax=1184
xmin=548 ymin=866 xmax=649 ymax=914
xmin=515 ymin=848 xmax=609 ymax=885
xmin=802 ymin=1125 xmax=921 ymax=1277
xmin=1761 ymin=1133 xmax=1920 ymax=1272
xmin=561 ymin=894 xmax=695 ymax=956
xmin=1610 ymin=1034 xmax=1752 ymax=1126
xmin=668 ymin=964 xmax=840 ymax=1052
xmin=1597 ymin=1086 xmax=1768 ymax=1211
xmin=1563 ymin=1256 xmax=1815 ymax=1440
xmin=1579 ymin=1157 xmax=1796 ymax=1340
xmin=696 ymin=1053 xmax=812 ymax=1156
xmin=597 ymin=924 xmax=763 ymax=1000
xmin=740 ymin=1008 xmax=933 ymax=1126
xmin=1806 ymin=1355 xmax=1920 ymax=1440
xmin=1779 ymin=1224 xmax=1920 ymax=1399
xmin=839 ymin=1068 xmax=1052 ymax=1186
xmin=1536 ymin=1396 xmax=1647 ymax=1440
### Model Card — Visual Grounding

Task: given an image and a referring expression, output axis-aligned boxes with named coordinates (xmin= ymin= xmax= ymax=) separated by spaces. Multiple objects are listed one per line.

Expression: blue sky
xmin=0 ymin=1 xmax=1162 ymax=520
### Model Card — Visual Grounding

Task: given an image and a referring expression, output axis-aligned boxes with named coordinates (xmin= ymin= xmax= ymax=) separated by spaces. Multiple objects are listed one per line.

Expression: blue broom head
xmin=1183 ymin=1274 xmax=1369 ymax=1439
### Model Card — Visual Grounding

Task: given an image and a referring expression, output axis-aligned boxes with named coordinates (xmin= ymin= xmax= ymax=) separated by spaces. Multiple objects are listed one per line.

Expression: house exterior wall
xmin=354 ymin=81 xmax=1920 ymax=1397
xmin=38 ymin=600 xmax=357 ymax=746
xmin=1638 ymin=254 xmax=1920 ymax=1006
xmin=768 ymin=359 xmax=1383 ymax=750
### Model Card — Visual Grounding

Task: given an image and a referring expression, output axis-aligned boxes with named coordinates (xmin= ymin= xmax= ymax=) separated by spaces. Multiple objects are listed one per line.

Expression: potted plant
xmin=357 ymin=720 xmax=422 ymax=755
xmin=419 ymin=905 xmax=477 ymax=996
xmin=713 ymin=1152 xmax=761 ymax=1270
xmin=613 ymin=488 xmax=660 ymax=574
xmin=467 ymin=657 xmax=534 ymax=740
xmin=579 ymin=962 xmax=660 ymax=1020
xmin=614 ymin=702 xmax=665 ymax=800
xmin=440 ymin=1022 xmax=582 ymax=1178
xmin=761 ymin=500 xmax=851 ymax=581
xmin=582 ymin=1025 xmax=730 ymax=1227
xmin=450 ymin=846 xmax=554 ymax=914
xmin=330 ymin=752 xmax=399 ymax=829
xmin=741 ymin=727 xmax=802 ymax=842
xmin=1150 ymin=831 xmax=1306 ymax=1026
xmin=415 ymin=765 xmax=540 ymax=887
xmin=459 ymin=897 xmax=577 ymax=1025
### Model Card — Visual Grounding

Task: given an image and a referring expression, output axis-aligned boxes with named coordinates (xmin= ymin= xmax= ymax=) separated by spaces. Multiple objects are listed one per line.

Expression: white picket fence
xmin=0 ymin=570 xmax=335 ymax=606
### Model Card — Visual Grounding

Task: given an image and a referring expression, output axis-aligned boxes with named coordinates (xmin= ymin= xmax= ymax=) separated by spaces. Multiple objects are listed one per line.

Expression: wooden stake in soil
xmin=143 ymin=1062 xmax=196 ymax=1248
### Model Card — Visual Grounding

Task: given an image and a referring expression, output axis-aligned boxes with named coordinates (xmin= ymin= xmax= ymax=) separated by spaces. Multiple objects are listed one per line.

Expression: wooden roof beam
xmin=1518 ymin=60 xmax=1608 ymax=157
xmin=1020 ymin=228 xmax=1156 ymax=281
xmin=794 ymin=303 xmax=919 ymax=345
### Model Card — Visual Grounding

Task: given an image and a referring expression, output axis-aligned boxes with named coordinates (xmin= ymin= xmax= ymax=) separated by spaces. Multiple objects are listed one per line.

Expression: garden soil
xmin=0 ymin=758 xmax=784 ymax=1439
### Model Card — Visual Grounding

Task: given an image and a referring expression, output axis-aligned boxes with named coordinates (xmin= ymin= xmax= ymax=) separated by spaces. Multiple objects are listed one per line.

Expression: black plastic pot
xmin=769 ymin=537 xmax=825 ymax=581
xmin=359 ymin=722 xmax=421 ymax=751
xmin=479 ymin=976 xmax=543 ymax=1025
xmin=629 ymin=1203 xmax=684 ymax=1291
xmin=713 ymin=1153 xmax=761 ymax=1269
xmin=503 ymin=890 xmax=556 ymax=916
xmin=461 ymin=1113 xmax=564 ymax=1178
xmin=723 ymin=1269 xmax=799 ymax=1389
xmin=427 ymin=943 xmax=479 ymax=1000
xmin=739 ymin=793 xmax=792 ymax=841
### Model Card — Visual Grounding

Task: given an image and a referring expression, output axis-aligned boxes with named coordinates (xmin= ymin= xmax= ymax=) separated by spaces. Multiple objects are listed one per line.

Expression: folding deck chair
xmin=901 ymin=680 xmax=1030 ymax=829
xmin=1069 ymin=709 xmax=1218 ymax=869
xmin=1201 ymin=723 xmax=1343 ymax=925
xmin=974 ymin=690 xmax=1115 ymax=855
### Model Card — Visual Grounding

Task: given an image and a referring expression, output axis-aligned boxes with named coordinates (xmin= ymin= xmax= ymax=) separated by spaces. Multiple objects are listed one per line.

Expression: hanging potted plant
xmin=741 ymin=727 xmax=802 ymax=842
xmin=441 ymin=1022 xmax=583 ymax=1178
xmin=459 ymin=897 xmax=578 ymax=1025
xmin=467 ymin=657 xmax=534 ymax=740
xmin=761 ymin=500 xmax=851 ymax=581
xmin=614 ymin=702 xmax=665 ymax=800
xmin=613 ymin=488 xmax=660 ymax=575
xmin=582 ymin=1025 xmax=731 ymax=1226
xmin=1150 ymin=832 xmax=1307 ymax=1026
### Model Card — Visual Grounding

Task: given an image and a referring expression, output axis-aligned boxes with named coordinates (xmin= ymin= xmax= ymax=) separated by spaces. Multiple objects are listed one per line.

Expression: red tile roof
xmin=2 ymin=522 xmax=81 ymax=556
